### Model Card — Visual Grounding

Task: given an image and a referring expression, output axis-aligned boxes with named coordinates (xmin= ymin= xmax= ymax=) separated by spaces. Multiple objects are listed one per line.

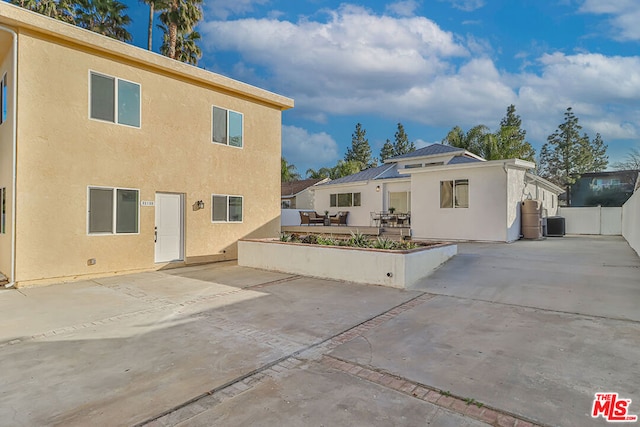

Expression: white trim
xmin=211 ymin=105 xmax=244 ymax=149
xmin=87 ymin=185 xmax=141 ymax=235
xmin=88 ymin=70 xmax=141 ymax=129
xmin=211 ymin=193 xmax=244 ymax=223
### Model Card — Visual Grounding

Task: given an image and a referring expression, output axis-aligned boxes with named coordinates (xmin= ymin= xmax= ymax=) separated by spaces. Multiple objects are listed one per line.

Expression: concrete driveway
xmin=0 ymin=236 xmax=638 ymax=426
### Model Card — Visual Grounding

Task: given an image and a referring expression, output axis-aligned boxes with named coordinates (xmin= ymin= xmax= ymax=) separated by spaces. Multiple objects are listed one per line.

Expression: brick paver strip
xmin=322 ymin=354 xmax=546 ymax=427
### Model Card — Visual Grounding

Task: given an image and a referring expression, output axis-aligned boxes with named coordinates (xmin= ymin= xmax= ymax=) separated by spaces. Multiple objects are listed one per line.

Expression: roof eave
xmin=0 ymin=2 xmax=294 ymax=110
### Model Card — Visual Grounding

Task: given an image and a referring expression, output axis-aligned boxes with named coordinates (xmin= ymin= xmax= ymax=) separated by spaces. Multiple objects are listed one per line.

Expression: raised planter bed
xmin=238 ymin=239 xmax=457 ymax=289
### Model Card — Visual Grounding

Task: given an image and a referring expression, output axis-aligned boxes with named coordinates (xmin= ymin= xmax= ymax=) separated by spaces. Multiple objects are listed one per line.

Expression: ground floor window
xmin=88 ymin=187 xmax=139 ymax=234
xmin=330 ymin=192 xmax=361 ymax=207
xmin=212 ymin=194 xmax=243 ymax=222
xmin=440 ymin=180 xmax=469 ymax=208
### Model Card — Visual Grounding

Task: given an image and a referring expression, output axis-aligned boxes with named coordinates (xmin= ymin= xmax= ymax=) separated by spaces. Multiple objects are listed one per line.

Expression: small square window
xmin=212 ymin=106 xmax=243 ymax=148
xmin=90 ymin=72 xmax=140 ymax=127
xmin=441 ymin=180 xmax=469 ymax=209
xmin=212 ymin=194 xmax=243 ymax=222
xmin=88 ymin=187 xmax=139 ymax=234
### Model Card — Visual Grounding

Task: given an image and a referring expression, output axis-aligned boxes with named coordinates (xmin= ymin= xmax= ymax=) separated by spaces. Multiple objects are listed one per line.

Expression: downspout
xmin=0 ymin=25 xmax=17 ymax=288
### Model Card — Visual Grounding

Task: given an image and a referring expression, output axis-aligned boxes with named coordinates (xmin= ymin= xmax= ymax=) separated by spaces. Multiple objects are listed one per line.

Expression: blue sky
xmin=124 ymin=0 xmax=640 ymax=175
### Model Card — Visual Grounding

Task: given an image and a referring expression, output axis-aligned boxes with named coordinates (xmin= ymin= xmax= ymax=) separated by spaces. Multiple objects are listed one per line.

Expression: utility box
xmin=546 ymin=216 xmax=566 ymax=237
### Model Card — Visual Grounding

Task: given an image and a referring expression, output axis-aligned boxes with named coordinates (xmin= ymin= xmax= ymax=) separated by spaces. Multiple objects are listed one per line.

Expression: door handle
xmin=154 ymin=226 xmax=157 ymax=243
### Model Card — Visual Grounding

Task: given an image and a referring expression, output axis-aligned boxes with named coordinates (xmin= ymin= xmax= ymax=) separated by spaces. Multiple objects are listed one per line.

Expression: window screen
xmin=89 ymin=188 xmax=114 ymax=233
xmin=90 ymin=73 xmax=115 ymax=123
xmin=212 ymin=195 xmax=228 ymax=221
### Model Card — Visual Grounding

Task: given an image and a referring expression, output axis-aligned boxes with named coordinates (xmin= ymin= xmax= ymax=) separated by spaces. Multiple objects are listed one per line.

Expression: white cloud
xmin=201 ymin=4 xmax=640 ymax=157
xmin=282 ymin=125 xmax=340 ymax=172
xmin=205 ymin=0 xmax=269 ymax=20
xmin=385 ymin=0 xmax=420 ymax=17
xmin=441 ymin=0 xmax=485 ymax=12
xmin=579 ymin=0 xmax=640 ymax=41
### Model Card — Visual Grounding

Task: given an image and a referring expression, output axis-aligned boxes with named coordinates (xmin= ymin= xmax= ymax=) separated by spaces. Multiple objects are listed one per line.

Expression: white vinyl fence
xmin=622 ymin=191 xmax=640 ymax=255
xmin=558 ymin=206 xmax=622 ymax=235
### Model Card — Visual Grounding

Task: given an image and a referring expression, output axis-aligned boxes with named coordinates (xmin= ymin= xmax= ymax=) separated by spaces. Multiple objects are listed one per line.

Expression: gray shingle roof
xmin=448 ymin=155 xmax=482 ymax=164
xmin=388 ymin=143 xmax=463 ymax=161
xmin=318 ymin=164 xmax=397 ymax=186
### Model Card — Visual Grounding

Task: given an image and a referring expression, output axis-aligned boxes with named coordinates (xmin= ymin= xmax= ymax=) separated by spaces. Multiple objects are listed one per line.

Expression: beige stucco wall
xmin=0 ymin=31 xmax=14 ymax=280
xmin=10 ymin=24 xmax=290 ymax=286
xmin=410 ymin=165 xmax=509 ymax=242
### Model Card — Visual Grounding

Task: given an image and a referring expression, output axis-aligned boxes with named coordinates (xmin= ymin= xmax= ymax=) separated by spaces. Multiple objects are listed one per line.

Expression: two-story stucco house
xmin=0 ymin=3 xmax=294 ymax=287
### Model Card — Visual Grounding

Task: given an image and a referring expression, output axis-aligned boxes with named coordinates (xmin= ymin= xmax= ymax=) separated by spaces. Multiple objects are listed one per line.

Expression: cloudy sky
xmin=125 ymin=0 xmax=640 ymax=175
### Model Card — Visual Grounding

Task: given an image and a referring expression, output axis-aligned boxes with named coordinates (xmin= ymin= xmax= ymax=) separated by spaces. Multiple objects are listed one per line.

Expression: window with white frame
xmin=1 ymin=73 xmax=7 ymax=125
xmin=212 ymin=194 xmax=243 ymax=222
xmin=90 ymin=72 xmax=140 ymax=127
xmin=330 ymin=192 xmax=361 ymax=207
xmin=440 ymin=180 xmax=469 ymax=208
xmin=88 ymin=187 xmax=139 ymax=234
xmin=212 ymin=106 xmax=243 ymax=147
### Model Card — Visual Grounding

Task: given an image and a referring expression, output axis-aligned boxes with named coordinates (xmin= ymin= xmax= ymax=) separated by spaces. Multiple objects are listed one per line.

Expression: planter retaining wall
xmin=238 ymin=239 xmax=457 ymax=289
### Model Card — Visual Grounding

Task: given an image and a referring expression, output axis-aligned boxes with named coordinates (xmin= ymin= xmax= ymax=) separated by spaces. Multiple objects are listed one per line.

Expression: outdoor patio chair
xmin=307 ymin=211 xmax=325 ymax=225
xmin=330 ymin=211 xmax=349 ymax=226
xmin=299 ymin=211 xmax=311 ymax=225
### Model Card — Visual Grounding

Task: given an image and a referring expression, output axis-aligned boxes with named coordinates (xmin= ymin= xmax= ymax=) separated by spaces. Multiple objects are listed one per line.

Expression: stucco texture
xmin=5 ymin=20 xmax=290 ymax=286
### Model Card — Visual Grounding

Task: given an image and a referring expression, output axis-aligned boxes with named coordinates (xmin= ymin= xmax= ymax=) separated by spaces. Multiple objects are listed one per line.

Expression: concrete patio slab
xmin=414 ymin=235 xmax=640 ymax=321
xmin=172 ymin=362 xmax=489 ymax=427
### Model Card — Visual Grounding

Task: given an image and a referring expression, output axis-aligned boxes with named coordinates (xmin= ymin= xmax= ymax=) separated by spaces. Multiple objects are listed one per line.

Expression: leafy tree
xmin=539 ymin=107 xmax=608 ymax=203
xmin=344 ymin=123 xmax=377 ymax=169
xmin=331 ymin=159 xmax=363 ymax=179
xmin=74 ymin=0 xmax=132 ymax=42
xmin=158 ymin=0 xmax=202 ymax=61
xmin=442 ymin=124 xmax=489 ymax=155
xmin=306 ymin=167 xmax=333 ymax=179
xmin=379 ymin=139 xmax=395 ymax=163
xmin=392 ymin=122 xmax=416 ymax=157
xmin=494 ymin=105 xmax=536 ymax=162
xmin=281 ymin=157 xmax=300 ymax=182
xmin=612 ymin=147 xmax=640 ymax=170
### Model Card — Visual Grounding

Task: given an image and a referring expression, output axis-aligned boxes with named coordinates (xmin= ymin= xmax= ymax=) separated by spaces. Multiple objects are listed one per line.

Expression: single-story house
xmin=281 ymin=178 xmax=329 ymax=209
xmin=310 ymin=144 xmax=564 ymax=242
xmin=0 ymin=3 xmax=293 ymax=287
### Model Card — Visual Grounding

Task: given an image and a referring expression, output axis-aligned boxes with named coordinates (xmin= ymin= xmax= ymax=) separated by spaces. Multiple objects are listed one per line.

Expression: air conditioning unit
xmin=546 ymin=216 xmax=566 ymax=237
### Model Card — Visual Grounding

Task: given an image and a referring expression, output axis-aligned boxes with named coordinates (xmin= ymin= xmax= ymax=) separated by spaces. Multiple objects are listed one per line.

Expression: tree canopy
xmin=442 ymin=105 xmax=535 ymax=162
xmin=612 ymin=148 xmax=640 ymax=171
xmin=344 ymin=123 xmax=377 ymax=169
xmin=281 ymin=157 xmax=301 ymax=182
xmin=538 ymin=107 xmax=608 ymax=201
xmin=380 ymin=123 xmax=416 ymax=162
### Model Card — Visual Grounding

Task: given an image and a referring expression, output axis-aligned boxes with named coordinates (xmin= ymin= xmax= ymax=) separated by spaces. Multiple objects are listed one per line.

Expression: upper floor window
xmin=90 ymin=72 xmax=140 ymax=128
xmin=1 ymin=73 xmax=7 ymax=125
xmin=212 ymin=106 xmax=243 ymax=148
xmin=440 ymin=179 xmax=469 ymax=208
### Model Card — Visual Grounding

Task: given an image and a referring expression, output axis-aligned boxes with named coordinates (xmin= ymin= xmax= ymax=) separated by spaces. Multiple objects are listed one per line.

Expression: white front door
xmin=155 ymin=193 xmax=183 ymax=263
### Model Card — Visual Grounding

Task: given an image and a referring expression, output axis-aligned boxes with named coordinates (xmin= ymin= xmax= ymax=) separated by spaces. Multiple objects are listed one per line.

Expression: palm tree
xmin=281 ymin=158 xmax=301 ymax=182
xmin=158 ymin=0 xmax=202 ymax=60
xmin=140 ymin=0 xmax=168 ymax=51
xmin=158 ymin=24 xmax=201 ymax=65
xmin=74 ymin=0 xmax=132 ymax=42
xmin=12 ymin=0 xmax=75 ymax=23
xmin=306 ymin=167 xmax=333 ymax=179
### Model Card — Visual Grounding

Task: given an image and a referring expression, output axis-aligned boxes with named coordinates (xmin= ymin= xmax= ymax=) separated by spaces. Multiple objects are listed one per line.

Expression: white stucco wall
xmin=294 ymin=188 xmax=315 ymax=210
xmin=622 ymin=190 xmax=640 ymax=255
xmin=507 ymin=169 xmax=525 ymax=242
xmin=410 ymin=165 xmax=508 ymax=242
xmin=312 ymin=182 xmax=383 ymax=226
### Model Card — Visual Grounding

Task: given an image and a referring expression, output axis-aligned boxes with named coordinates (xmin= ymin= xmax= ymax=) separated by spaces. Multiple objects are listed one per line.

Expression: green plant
xmin=347 ymin=230 xmax=370 ymax=248
xmin=300 ymin=234 xmax=318 ymax=245
xmin=388 ymin=207 xmax=396 ymax=214
xmin=280 ymin=232 xmax=293 ymax=242
xmin=373 ymin=237 xmax=395 ymax=249
xmin=316 ymin=235 xmax=339 ymax=246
